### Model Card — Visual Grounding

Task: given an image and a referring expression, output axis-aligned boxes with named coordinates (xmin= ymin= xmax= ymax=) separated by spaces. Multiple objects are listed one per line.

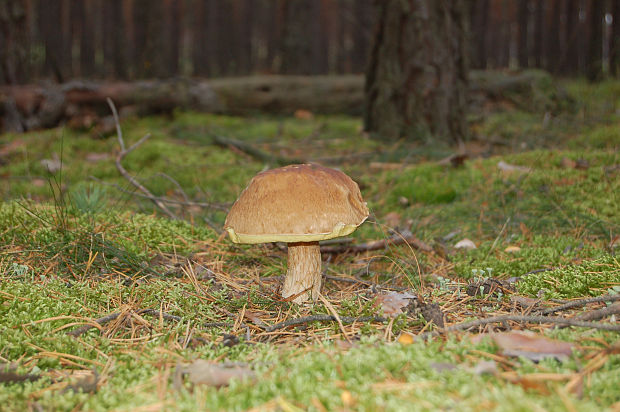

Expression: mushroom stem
xmin=282 ymin=241 xmax=322 ymax=303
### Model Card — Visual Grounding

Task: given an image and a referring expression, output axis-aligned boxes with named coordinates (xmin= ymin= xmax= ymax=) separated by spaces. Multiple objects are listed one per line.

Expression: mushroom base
xmin=282 ymin=242 xmax=321 ymax=303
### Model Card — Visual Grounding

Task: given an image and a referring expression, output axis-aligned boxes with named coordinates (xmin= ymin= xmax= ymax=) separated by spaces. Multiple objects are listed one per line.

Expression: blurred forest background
xmin=1 ymin=0 xmax=620 ymax=84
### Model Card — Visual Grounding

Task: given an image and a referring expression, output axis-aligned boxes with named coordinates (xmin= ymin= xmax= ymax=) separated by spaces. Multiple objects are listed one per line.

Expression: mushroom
xmin=224 ymin=164 xmax=369 ymax=304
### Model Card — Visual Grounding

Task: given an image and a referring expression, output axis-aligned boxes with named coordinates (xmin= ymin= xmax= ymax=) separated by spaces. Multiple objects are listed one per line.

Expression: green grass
xmin=1 ymin=77 xmax=619 ymax=410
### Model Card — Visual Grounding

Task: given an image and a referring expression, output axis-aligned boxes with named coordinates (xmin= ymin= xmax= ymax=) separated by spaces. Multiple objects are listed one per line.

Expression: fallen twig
xmin=540 ymin=294 xmax=620 ymax=315
xmin=107 ymin=98 xmax=178 ymax=219
xmin=90 ymin=177 xmax=230 ymax=211
xmin=264 ymin=314 xmax=387 ymax=332
xmin=68 ymin=309 xmax=233 ymax=337
xmin=67 ymin=312 xmax=121 ymax=337
xmin=568 ymin=302 xmax=620 ymax=323
xmin=212 ymin=134 xmax=304 ymax=166
xmin=320 ymin=234 xmax=432 ymax=254
xmin=444 ymin=314 xmax=620 ymax=333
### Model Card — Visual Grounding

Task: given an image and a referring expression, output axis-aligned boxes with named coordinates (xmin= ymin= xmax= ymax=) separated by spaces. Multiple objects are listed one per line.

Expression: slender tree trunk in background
xmin=38 ymin=0 xmax=64 ymax=81
xmin=0 ymin=0 xmax=28 ymax=84
xmin=546 ymin=0 xmax=561 ymax=73
xmin=132 ymin=0 xmax=165 ymax=78
xmin=517 ymin=0 xmax=529 ymax=68
xmin=103 ymin=0 xmax=126 ymax=78
xmin=561 ymin=0 xmax=578 ymax=74
xmin=280 ymin=0 xmax=314 ymax=74
xmin=78 ymin=0 xmax=95 ymax=77
xmin=612 ymin=0 xmax=620 ymax=76
xmin=364 ymin=0 xmax=468 ymax=144
xmin=164 ymin=0 xmax=181 ymax=77
xmin=351 ymin=0 xmax=373 ymax=72
xmin=586 ymin=0 xmax=604 ymax=80
xmin=499 ymin=0 xmax=510 ymax=67
xmin=216 ymin=0 xmax=234 ymax=75
xmin=533 ymin=0 xmax=544 ymax=68
xmin=470 ymin=0 xmax=489 ymax=69
xmin=311 ymin=1 xmax=328 ymax=75
xmin=60 ymin=0 xmax=73 ymax=78
xmin=235 ymin=0 xmax=254 ymax=75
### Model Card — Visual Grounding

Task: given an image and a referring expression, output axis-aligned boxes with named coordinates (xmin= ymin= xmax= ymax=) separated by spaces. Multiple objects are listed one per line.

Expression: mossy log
xmin=0 ymin=71 xmax=569 ymax=133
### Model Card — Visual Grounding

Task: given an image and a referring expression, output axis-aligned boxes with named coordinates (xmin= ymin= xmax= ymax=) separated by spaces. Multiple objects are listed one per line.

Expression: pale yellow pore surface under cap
xmin=224 ymin=164 xmax=369 ymax=244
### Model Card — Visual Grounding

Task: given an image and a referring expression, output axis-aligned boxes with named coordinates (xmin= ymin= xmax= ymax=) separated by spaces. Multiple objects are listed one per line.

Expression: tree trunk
xmin=470 ymin=0 xmax=489 ymax=69
xmin=364 ymin=0 xmax=468 ymax=144
xmin=533 ymin=0 xmax=544 ymax=68
xmin=0 ymin=0 xmax=28 ymax=84
xmin=545 ymin=0 xmax=561 ymax=73
xmin=612 ymin=0 xmax=620 ymax=76
xmin=586 ymin=0 xmax=604 ymax=80
xmin=517 ymin=0 xmax=529 ymax=68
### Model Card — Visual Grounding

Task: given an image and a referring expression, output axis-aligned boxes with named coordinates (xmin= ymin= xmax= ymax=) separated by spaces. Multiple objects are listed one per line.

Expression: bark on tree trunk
xmin=586 ymin=0 xmax=604 ymax=81
xmin=612 ymin=0 xmax=620 ymax=76
xmin=517 ymin=0 xmax=529 ymax=68
xmin=364 ymin=0 xmax=468 ymax=144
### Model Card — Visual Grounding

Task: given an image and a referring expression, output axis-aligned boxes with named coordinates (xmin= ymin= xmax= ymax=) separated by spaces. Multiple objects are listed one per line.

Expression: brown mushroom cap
xmin=224 ymin=164 xmax=369 ymax=244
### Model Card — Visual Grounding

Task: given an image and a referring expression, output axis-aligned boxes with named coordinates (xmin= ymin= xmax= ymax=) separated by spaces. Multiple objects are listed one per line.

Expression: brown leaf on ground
xmin=294 ymin=109 xmax=314 ymax=120
xmin=374 ymin=291 xmax=416 ymax=318
xmin=175 ymin=360 xmax=255 ymax=388
xmin=244 ymin=310 xmax=268 ymax=328
xmin=477 ymin=331 xmax=574 ymax=362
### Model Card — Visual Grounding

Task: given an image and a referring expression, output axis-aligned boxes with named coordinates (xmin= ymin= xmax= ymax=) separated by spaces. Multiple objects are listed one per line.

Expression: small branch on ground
xmin=90 ymin=177 xmax=230 ymax=212
xmin=212 ymin=134 xmax=304 ymax=166
xmin=444 ymin=314 xmax=620 ymax=333
xmin=264 ymin=314 xmax=387 ymax=333
xmin=107 ymin=98 xmax=178 ymax=220
xmin=540 ymin=294 xmax=620 ymax=315
xmin=320 ymin=233 xmax=432 ymax=254
xmin=67 ymin=312 xmax=121 ymax=337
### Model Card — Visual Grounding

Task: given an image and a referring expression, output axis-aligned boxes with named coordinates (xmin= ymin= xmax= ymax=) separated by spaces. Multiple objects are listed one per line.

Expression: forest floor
xmin=0 ymin=78 xmax=619 ymax=411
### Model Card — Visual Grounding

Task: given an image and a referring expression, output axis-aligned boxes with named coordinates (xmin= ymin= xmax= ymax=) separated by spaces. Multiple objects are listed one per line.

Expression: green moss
xmin=517 ymin=254 xmax=620 ymax=298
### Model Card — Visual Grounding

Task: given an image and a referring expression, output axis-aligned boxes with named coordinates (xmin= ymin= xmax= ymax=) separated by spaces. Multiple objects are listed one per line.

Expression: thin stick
xmin=570 ymin=302 xmax=620 ymax=323
xmin=67 ymin=312 xmax=121 ymax=337
xmin=320 ymin=234 xmax=432 ymax=254
xmin=90 ymin=177 xmax=230 ymax=211
xmin=264 ymin=315 xmax=386 ymax=333
xmin=540 ymin=294 xmax=620 ymax=315
xmin=106 ymin=98 xmax=178 ymax=219
xmin=444 ymin=314 xmax=620 ymax=333
xmin=318 ymin=293 xmax=351 ymax=343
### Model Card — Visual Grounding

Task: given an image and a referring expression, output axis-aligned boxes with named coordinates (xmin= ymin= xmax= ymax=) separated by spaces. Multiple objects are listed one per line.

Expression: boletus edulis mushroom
xmin=224 ymin=164 xmax=369 ymax=304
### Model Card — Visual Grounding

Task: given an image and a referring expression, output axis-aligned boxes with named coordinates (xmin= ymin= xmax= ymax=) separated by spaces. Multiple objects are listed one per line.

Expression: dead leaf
xmin=504 ymin=245 xmax=521 ymax=253
xmin=497 ymin=160 xmax=532 ymax=173
xmin=471 ymin=360 xmax=498 ymax=376
xmin=560 ymin=157 xmax=577 ymax=169
xmin=244 ymin=310 xmax=268 ymax=328
xmin=454 ymin=238 xmax=477 ymax=250
xmin=374 ymin=291 xmax=416 ymax=318
xmin=485 ymin=331 xmax=574 ymax=362
xmin=383 ymin=212 xmax=401 ymax=228
xmin=510 ymin=295 xmax=540 ymax=309
xmin=176 ymin=360 xmax=255 ymax=388
xmin=294 ymin=109 xmax=314 ymax=120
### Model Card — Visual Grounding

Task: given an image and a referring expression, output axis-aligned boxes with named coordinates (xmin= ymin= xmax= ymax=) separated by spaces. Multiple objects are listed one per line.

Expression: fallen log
xmin=0 ymin=70 xmax=571 ymax=133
